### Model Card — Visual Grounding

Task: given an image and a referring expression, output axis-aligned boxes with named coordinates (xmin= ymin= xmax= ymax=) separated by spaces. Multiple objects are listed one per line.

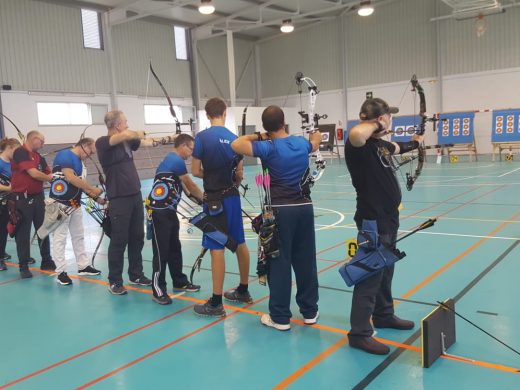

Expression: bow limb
xmin=79 ymin=124 xmax=106 ymax=194
xmin=405 ymin=74 xmax=427 ymax=191
xmin=0 ymin=112 xmax=26 ymax=142
xmin=237 ymin=105 xmax=254 ymax=207
xmin=149 ymin=61 xmax=181 ymax=135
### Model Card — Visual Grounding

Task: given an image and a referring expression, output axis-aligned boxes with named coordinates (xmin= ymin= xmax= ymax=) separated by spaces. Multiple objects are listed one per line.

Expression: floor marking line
xmin=0 ymin=305 xmax=195 ymax=389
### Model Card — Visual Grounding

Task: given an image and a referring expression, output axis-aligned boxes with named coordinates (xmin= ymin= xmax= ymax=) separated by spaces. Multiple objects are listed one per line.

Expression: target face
xmin=52 ymin=179 xmax=68 ymax=195
xmin=151 ymin=183 xmax=169 ymax=201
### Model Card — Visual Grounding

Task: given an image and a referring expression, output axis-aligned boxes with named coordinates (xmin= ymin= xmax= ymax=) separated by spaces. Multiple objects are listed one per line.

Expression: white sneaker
xmin=260 ymin=314 xmax=291 ymax=331
xmin=303 ymin=311 xmax=319 ymax=325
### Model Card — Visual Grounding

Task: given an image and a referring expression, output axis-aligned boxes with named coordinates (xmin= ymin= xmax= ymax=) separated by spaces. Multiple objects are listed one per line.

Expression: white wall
xmin=1 ymin=90 xmax=193 ymax=143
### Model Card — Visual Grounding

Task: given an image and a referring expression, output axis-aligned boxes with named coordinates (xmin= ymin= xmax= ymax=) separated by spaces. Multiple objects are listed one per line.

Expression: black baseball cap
xmin=359 ymin=98 xmax=399 ymax=120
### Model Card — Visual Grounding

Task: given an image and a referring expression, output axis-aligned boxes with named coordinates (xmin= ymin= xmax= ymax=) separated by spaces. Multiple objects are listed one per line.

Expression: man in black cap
xmin=344 ymin=97 xmax=423 ymax=355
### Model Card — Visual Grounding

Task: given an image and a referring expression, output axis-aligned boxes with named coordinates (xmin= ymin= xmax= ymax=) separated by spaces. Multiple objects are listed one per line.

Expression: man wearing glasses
xmin=344 ymin=98 xmax=423 ymax=355
xmin=10 ymin=131 xmax=54 ymax=278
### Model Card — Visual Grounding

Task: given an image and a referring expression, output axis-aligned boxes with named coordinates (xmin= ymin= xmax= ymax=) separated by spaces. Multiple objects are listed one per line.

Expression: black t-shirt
xmin=344 ymin=137 xmax=401 ymax=233
xmin=95 ymin=136 xmax=141 ymax=199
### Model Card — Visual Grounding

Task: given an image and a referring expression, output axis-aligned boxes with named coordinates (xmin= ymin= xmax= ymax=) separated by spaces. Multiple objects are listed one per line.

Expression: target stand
xmin=421 ymin=298 xmax=457 ymax=368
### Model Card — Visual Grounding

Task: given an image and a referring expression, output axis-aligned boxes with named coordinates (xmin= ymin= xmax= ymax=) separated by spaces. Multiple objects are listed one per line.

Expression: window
xmin=81 ymin=9 xmax=103 ymax=50
xmin=36 ymin=103 xmax=106 ymax=126
xmin=144 ymin=105 xmax=183 ymax=125
xmin=174 ymin=26 xmax=188 ymax=60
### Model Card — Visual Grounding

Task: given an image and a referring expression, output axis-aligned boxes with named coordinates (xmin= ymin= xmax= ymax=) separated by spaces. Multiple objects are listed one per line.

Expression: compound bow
xmin=295 ymin=72 xmax=327 ymax=187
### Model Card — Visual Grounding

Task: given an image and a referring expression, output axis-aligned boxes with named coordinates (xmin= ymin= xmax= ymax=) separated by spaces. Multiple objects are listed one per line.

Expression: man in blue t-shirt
xmin=191 ymin=97 xmax=252 ymax=317
xmin=232 ymin=105 xmax=321 ymax=331
xmin=146 ymin=134 xmax=204 ymax=305
xmin=50 ymin=137 xmax=106 ymax=286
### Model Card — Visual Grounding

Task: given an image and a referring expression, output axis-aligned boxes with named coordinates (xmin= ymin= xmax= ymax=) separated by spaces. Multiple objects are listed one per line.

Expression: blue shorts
xmin=202 ymin=195 xmax=245 ymax=250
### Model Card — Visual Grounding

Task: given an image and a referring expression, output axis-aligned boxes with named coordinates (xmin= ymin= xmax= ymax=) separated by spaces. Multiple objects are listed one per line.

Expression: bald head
xmin=262 ymin=105 xmax=285 ymax=133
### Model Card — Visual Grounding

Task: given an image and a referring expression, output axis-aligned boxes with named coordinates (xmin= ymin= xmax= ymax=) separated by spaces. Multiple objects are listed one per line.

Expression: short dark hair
xmin=359 ymin=98 xmax=399 ymax=120
xmin=174 ymin=133 xmax=194 ymax=148
xmin=205 ymin=97 xmax=227 ymax=119
xmin=262 ymin=105 xmax=285 ymax=132
xmin=75 ymin=137 xmax=95 ymax=148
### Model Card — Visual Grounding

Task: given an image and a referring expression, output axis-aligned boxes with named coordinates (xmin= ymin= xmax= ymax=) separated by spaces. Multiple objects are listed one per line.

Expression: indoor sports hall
xmin=1 ymin=1 xmax=520 ymax=389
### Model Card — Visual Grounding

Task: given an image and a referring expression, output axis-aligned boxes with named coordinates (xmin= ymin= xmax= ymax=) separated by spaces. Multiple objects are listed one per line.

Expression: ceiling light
xmin=358 ymin=1 xmax=374 ymax=17
xmin=280 ymin=19 xmax=294 ymax=33
xmin=198 ymin=0 xmax=215 ymax=15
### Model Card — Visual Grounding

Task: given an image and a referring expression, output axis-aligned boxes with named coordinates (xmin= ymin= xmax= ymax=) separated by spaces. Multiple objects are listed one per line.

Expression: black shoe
xmin=27 ymin=257 xmax=36 ymax=264
xmin=153 ymin=295 xmax=173 ymax=305
xmin=373 ymin=315 xmax=415 ymax=330
xmin=20 ymin=269 xmax=33 ymax=279
xmin=56 ymin=272 xmax=72 ymax=286
xmin=0 ymin=253 xmax=11 ymax=261
xmin=108 ymin=283 xmax=127 ymax=295
xmin=129 ymin=276 xmax=152 ymax=286
xmin=0 ymin=260 xmax=6 ymax=271
xmin=194 ymin=299 xmax=226 ymax=317
xmin=224 ymin=288 xmax=253 ymax=303
xmin=349 ymin=336 xmax=390 ymax=355
xmin=40 ymin=260 xmax=56 ymax=271
xmin=78 ymin=266 xmax=101 ymax=276
xmin=173 ymin=283 xmax=201 ymax=292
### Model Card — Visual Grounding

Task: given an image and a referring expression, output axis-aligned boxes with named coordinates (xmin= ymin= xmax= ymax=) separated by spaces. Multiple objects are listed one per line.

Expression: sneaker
xmin=108 ymin=283 xmax=127 ymax=295
xmin=27 ymin=257 xmax=36 ymax=264
xmin=194 ymin=299 xmax=226 ymax=317
xmin=78 ymin=266 xmax=101 ymax=276
xmin=20 ymin=269 xmax=33 ymax=279
xmin=56 ymin=272 xmax=72 ymax=286
xmin=40 ymin=260 xmax=56 ymax=271
xmin=349 ymin=335 xmax=389 ymax=355
xmin=373 ymin=315 xmax=415 ymax=330
xmin=224 ymin=288 xmax=253 ymax=303
xmin=153 ymin=295 xmax=173 ymax=305
xmin=303 ymin=311 xmax=320 ymax=325
xmin=260 ymin=314 xmax=291 ymax=331
xmin=0 ymin=253 xmax=11 ymax=261
xmin=129 ymin=276 xmax=152 ymax=286
xmin=0 ymin=260 xmax=6 ymax=271
xmin=173 ymin=283 xmax=201 ymax=292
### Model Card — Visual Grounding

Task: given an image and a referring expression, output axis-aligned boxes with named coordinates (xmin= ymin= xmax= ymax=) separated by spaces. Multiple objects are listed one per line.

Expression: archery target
xmin=52 ymin=179 xmax=68 ymax=195
xmin=394 ymin=126 xmax=405 ymax=136
xmin=406 ymin=126 xmax=416 ymax=135
xmin=495 ymin=116 xmax=503 ymax=134
xmin=506 ymin=115 xmax=514 ymax=133
xmin=453 ymin=119 xmax=460 ymax=136
xmin=151 ymin=183 xmax=169 ymax=201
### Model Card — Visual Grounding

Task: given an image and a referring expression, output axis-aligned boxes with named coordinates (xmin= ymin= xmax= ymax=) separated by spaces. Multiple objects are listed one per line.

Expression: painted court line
xmin=498 ymin=166 xmax=520 ymax=177
xmin=0 ymin=304 xmax=195 ymax=389
xmin=271 ymin=209 xmax=520 ymax=388
xmin=6 ymin=184 xmax=511 ymax=387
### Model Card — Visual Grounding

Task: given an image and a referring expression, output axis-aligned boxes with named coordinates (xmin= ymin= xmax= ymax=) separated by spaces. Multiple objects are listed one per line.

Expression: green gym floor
xmin=1 ymin=157 xmax=520 ymax=389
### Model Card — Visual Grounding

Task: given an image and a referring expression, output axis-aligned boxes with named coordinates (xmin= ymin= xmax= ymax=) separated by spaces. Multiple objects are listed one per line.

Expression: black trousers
xmin=267 ymin=204 xmax=319 ymax=325
xmin=150 ymin=209 xmax=189 ymax=297
xmin=107 ymin=193 xmax=145 ymax=285
xmin=0 ymin=202 xmax=9 ymax=256
xmin=349 ymin=224 xmax=398 ymax=337
xmin=13 ymin=193 xmax=51 ymax=269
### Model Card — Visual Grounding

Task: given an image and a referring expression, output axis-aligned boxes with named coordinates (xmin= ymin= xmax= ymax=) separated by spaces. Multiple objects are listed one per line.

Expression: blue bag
xmin=339 ymin=220 xmax=406 ymax=287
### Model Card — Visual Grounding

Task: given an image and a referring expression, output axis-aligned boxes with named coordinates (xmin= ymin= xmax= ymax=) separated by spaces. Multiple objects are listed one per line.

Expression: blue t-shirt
xmin=50 ymin=149 xmax=84 ymax=205
xmin=147 ymin=152 xmax=188 ymax=210
xmin=192 ymin=126 xmax=240 ymax=193
xmin=252 ymin=136 xmax=312 ymax=205
xmin=0 ymin=158 xmax=12 ymax=184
